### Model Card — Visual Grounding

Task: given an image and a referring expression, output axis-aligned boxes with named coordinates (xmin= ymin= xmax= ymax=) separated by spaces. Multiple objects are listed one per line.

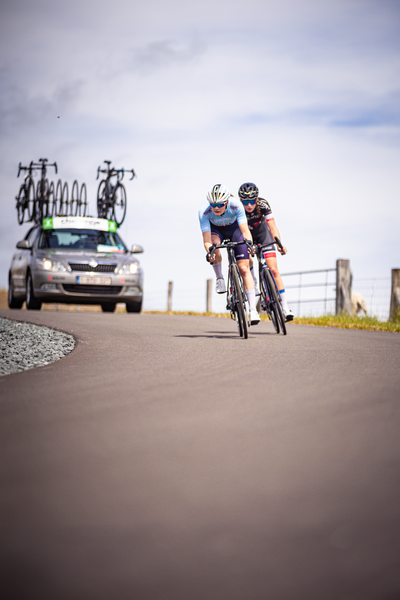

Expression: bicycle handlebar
xmin=208 ymin=238 xmax=254 ymax=261
xmin=254 ymin=237 xmax=284 ymax=255
xmin=96 ymin=165 xmax=136 ymax=180
xmin=18 ymin=160 xmax=57 ymax=177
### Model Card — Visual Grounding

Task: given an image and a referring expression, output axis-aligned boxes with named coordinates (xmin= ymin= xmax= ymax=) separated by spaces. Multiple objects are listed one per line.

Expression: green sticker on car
xmin=43 ymin=218 xmax=53 ymax=230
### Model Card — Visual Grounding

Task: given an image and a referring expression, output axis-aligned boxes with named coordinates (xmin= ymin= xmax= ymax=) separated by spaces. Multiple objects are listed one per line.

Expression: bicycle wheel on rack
xmin=71 ymin=180 xmax=79 ymax=216
xmin=16 ymin=185 xmax=26 ymax=224
xmin=62 ymin=182 xmax=69 ymax=215
xmin=27 ymin=179 xmax=35 ymax=221
xmin=112 ymin=183 xmax=126 ymax=226
xmin=55 ymin=179 xmax=63 ymax=215
xmin=97 ymin=181 xmax=107 ymax=218
xmin=231 ymin=264 xmax=248 ymax=339
xmin=47 ymin=181 xmax=55 ymax=217
xmin=78 ymin=183 xmax=87 ymax=216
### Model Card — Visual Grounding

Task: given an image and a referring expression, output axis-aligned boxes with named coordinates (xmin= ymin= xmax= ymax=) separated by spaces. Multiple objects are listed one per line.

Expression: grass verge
xmin=292 ymin=314 xmax=400 ymax=333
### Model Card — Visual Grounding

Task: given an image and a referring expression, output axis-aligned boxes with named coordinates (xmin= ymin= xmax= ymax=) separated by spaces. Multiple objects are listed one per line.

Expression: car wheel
xmin=101 ymin=303 xmax=116 ymax=312
xmin=8 ymin=276 xmax=23 ymax=309
xmin=126 ymin=301 xmax=142 ymax=313
xmin=26 ymin=272 xmax=42 ymax=310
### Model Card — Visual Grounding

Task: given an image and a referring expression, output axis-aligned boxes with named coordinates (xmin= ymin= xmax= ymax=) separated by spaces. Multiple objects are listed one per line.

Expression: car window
xmin=38 ymin=229 xmax=127 ymax=252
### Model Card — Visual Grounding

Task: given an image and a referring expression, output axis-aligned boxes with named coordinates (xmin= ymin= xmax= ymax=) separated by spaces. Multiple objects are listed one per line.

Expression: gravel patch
xmin=0 ymin=317 xmax=75 ymax=377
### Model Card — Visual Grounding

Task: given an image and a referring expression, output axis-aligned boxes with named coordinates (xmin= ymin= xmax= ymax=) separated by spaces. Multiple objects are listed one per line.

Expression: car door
xmin=12 ymin=227 xmax=40 ymax=293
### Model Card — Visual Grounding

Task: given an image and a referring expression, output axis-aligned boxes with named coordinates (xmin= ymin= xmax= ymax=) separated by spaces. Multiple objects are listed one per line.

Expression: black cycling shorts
xmin=210 ymin=222 xmax=249 ymax=260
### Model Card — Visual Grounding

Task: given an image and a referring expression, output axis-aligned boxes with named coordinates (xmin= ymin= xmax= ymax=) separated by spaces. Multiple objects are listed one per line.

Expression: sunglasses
xmin=241 ymin=199 xmax=257 ymax=205
xmin=210 ymin=202 xmax=226 ymax=208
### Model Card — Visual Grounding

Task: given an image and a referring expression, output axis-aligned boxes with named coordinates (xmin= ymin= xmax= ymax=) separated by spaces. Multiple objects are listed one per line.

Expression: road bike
xmin=33 ymin=158 xmax=58 ymax=221
xmin=96 ymin=160 xmax=135 ymax=226
xmin=255 ymin=237 xmax=287 ymax=335
xmin=208 ymin=239 xmax=253 ymax=339
xmin=16 ymin=162 xmax=36 ymax=224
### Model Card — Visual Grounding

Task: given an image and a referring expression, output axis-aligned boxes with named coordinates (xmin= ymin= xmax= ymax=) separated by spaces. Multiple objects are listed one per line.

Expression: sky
xmin=1 ymin=0 xmax=399 ymax=314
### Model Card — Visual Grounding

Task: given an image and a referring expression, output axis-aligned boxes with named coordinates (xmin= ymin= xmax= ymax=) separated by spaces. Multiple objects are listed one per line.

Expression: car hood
xmin=34 ymin=249 xmax=134 ymax=266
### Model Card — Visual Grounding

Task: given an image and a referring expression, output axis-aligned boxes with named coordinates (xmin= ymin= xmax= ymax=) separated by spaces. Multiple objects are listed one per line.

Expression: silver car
xmin=8 ymin=216 xmax=144 ymax=312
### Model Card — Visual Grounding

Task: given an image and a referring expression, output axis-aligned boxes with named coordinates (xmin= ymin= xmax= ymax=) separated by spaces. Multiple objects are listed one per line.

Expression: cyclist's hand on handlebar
xmin=243 ymin=238 xmax=256 ymax=256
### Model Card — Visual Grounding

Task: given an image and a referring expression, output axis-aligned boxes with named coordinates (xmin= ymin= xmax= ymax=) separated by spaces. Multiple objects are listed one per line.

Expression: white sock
xmin=250 ymin=266 xmax=257 ymax=286
xmin=245 ymin=288 xmax=256 ymax=311
xmin=279 ymin=289 xmax=289 ymax=311
xmin=213 ymin=263 xmax=223 ymax=279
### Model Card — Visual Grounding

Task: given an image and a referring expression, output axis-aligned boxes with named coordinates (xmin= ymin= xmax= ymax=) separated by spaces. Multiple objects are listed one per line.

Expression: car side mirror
xmin=16 ymin=240 xmax=31 ymax=249
xmin=131 ymin=244 xmax=144 ymax=254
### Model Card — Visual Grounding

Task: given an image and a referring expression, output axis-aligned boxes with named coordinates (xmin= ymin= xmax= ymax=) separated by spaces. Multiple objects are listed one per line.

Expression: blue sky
xmin=1 ymin=0 xmax=399 ymax=313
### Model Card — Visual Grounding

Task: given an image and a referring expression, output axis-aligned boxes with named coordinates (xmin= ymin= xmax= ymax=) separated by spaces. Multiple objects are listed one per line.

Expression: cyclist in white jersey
xmin=238 ymin=182 xmax=294 ymax=321
xmin=199 ymin=184 xmax=260 ymax=325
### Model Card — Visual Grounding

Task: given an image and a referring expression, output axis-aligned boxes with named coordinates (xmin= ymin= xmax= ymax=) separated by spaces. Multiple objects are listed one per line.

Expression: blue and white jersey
xmin=199 ymin=199 xmax=247 ymax=233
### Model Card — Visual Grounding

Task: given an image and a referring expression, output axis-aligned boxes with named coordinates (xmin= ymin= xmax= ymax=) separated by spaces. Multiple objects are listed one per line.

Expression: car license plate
xmin=76 ymin=276 xmax=112 ymax=285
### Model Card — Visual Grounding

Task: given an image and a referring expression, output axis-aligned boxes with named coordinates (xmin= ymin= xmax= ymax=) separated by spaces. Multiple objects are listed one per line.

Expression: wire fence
xmin=352 ymin=278 xmax=391 ymax=321
xmin=143 ymin=272 xmax=393 ymax=321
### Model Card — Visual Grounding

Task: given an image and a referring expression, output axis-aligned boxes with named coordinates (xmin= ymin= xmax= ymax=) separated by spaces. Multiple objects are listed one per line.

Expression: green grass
xmin=292 ymin=314 xmax=400 ymax=332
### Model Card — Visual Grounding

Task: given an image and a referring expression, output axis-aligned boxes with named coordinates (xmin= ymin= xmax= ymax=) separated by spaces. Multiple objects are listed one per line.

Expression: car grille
xmin=68 ymin=263 xmax=117 ymax=273
xmin=62 ymin=285 xmax=122 ymax=295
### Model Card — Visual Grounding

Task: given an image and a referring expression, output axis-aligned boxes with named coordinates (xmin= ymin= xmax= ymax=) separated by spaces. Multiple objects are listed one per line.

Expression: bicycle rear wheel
xmin=97 ymin=181 xmax=107 ymax=218
xmin=231 ymin=264 xmax=248 ymax=339
xmin=16 ymin=185 xmax=26 ymax=224
xmin=70 ymin=180 xmax=79 ymax=216
xmin=55 ymin=179 xmax=63 ymax=215
xmin=261 ymin=267 xmax=280 ymax=333
xmin=112 ymin=183 xmax=126 ymax=226
xmin=78 ymin=183 xmax=87 ymax=216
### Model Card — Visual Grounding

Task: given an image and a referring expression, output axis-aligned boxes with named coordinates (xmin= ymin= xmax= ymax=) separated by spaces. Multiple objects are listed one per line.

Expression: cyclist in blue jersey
xmin=238 ymin=182 xmax=294 ymax=321
xmin=199 ymin=184 xmax=260 ymax=325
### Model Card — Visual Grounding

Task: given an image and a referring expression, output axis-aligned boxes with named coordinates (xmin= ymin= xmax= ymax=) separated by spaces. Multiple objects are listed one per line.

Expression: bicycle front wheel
xmin=112 ymin=183 xmax=126 ymax=226
xmin=55 ymin=179 xmax=63 ymax=215
xmin=231 ymin=264 xmax=248 ymax=339
xmin=62 ymin=182 xmax=69 ymax=215
xmin=47 ymin=181 xmax=55 ymax=217
xmin=264 ymin=268 xmax=286 ymax=335
xmin=71 ymin=180 xmax=79 ymax=216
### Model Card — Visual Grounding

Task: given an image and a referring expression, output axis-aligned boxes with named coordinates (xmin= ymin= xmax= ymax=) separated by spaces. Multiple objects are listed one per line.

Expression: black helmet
xmin=238 ymin=182 xmax=259 ymax=200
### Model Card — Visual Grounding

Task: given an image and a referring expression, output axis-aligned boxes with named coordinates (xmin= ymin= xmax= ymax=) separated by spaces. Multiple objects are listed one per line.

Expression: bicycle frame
xmin=209 ymin=239 xmax=251 ymax=339
xmin=255 ymin=239 xmax=287 ymax=335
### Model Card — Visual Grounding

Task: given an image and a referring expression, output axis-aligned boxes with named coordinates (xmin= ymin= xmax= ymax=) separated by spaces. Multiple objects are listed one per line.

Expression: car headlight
xmin=36 ymin=258 xmax=67 ymax=272
xmin=119 ymin=262 xmax=139 ymax=275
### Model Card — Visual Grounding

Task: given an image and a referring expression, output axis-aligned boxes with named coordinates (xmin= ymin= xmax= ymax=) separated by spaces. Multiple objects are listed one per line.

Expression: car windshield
xmin=39 ymin=229 xmax=127 ymax=253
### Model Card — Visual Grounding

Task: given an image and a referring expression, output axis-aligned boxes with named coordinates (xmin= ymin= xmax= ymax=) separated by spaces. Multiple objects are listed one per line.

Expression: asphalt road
xmin=1 ymin=308 xmax=400 ymax=600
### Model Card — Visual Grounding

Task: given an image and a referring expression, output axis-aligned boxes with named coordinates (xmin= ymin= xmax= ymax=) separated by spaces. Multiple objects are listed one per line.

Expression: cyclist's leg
xmin=208 ymin=226 xmax=225 ymax=292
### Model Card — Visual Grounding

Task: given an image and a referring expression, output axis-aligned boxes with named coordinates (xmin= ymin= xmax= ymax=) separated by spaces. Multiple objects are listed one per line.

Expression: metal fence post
xmin=167 ymin=281 xmax=173 ymax=311
xmin=206 ymin=279 xmax=212 ymax=313
xmin=336 ymin=259 xmax=351 ymax=314
xmin=389 ymin=268 xmax=400 ymax=321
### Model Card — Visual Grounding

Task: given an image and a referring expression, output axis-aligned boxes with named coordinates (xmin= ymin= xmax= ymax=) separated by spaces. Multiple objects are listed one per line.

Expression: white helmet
xmin=207 ymin=184 xmax=231 ymax=204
